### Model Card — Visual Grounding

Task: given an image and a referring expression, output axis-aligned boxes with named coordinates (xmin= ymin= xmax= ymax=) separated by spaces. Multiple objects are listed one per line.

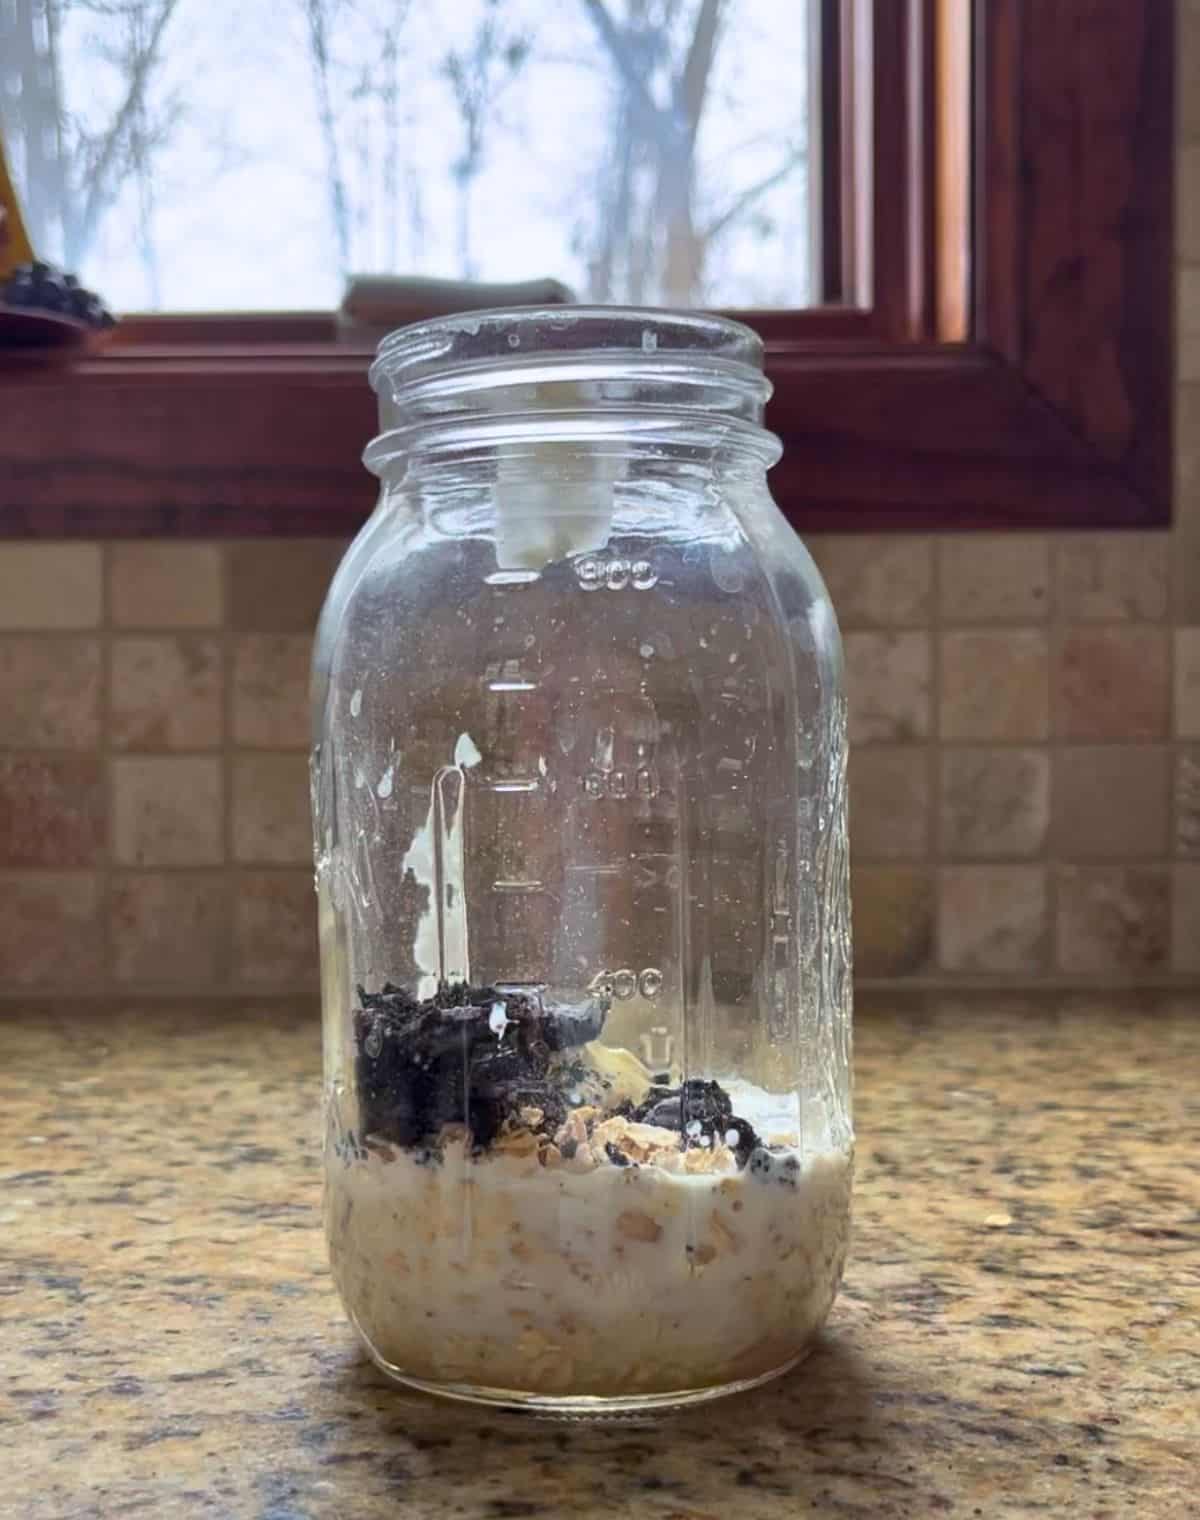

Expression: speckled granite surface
xmin=2 ymin=995 xmax=1197 ymax=1519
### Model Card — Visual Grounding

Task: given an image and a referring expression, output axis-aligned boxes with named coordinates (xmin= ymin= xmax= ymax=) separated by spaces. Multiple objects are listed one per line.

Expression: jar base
xmin=358 ymin=1341 xmax=813 ymax=1419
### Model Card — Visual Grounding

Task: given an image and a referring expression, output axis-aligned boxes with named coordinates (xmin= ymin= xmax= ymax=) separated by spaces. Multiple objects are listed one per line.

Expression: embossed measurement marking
xmin=575 ymin=556 xmax=659 ymax=591
xmin=581 ymin=728 xmax=660 ymax=801
xmin=582 ymin=768 xmax=660 ymax=800
xmin=639 ymin=1026 xmax=674 ymax=1067
xmin=484 ymin=658 xmax=537 ymax=692
xmin=589 ymin=967 xmax=664 ymax=1001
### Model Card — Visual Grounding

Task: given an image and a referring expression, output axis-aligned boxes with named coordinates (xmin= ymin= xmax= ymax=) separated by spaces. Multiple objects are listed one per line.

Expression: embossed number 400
xmin=590 ymin=968 xmax=664 ymax=1001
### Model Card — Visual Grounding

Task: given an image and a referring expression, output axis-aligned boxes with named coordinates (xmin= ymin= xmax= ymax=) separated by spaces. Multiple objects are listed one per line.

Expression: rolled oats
xmin=616 ymin=1208 xmax=663 ymax=1243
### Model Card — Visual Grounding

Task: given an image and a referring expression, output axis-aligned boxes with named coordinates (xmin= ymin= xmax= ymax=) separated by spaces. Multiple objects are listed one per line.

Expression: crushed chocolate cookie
xmin=355 ymin=982 xmax=609 ymax=1151
xmin=631 ymin=1078 xmax=760 ymax=1166
xmin=353 ymin=981 xmax=771 ymax=1171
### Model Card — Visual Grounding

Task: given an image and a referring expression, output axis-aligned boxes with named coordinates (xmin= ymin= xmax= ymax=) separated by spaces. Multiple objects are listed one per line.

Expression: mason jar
xmin=313 ymin=307 xmax=853 ymax=1414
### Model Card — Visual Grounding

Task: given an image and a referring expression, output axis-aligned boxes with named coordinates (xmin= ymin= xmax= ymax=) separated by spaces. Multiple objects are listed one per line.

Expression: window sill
xmin=0 ymin=318 xmax=1170 ymax=538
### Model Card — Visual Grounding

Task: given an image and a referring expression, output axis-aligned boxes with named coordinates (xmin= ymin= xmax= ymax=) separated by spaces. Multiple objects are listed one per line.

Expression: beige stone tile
xmin=1181 ymin=150 xmax=1200 ymax=261
xmin=228 ymin=540 xmax=346 ymax=632
xmin=848 ymin=747 xmax=929 ymax=860
xmin=111 ymin=873 xmax=227 ymax=986
xmin=233 ymin=754 xmax=311 ymax=865
xmin=1051 ymin=747 xmax=1170 ymax=860
xmin=1181 ymin=265 xmax=1200 ymax=348
xmin=1181 ymin=330 xmax=1200 ymax=386
xmin=0 ymin=544 xmax=101 ymax=629
xmin=0 ymin=755 xmax=105 ymax=866
xmin=1183 ymin=2 xmax=1200 ymax=143
xmin=940 ymin=631 xmax=1049 ymax=741
xmin=1056 ymin=866 xmax=1169 ymax=974
xmin=1174 ymin=380 xmax=1198 ymax=486
xmin=938 ymin=537 xmax=1050 ymax=624
xmin=940 ymin=748 xmax=1049 ymax=859
xmin=1057 ymin=628 xmax=1170 ymax=740
xmin=111 ymin=637 xmax=223 ymax=751
xmin=1176 ymin=628 xmax=1200 ymax=738
xmin=109 ymin=543 xmax=223 ymax=628
xmin=1171 ymin=865 xmax=1200 ymax=973
xmin=232 ymin=635 xmax=312 ymax=748
xmin=938 ymin=866 xmax=1048 ymax=974
xmin=111 ymin=756 xmax=223 ymax=866
xmin=1174 ymin=387 xmax=1200 ymax=621
xmin=1178 ymin=384 xmax=1200 ymax=507
xmin=1175 ymin=748 xmax=1200 ymax=856
xmin=844 ymin=632 xmax=932 ymax=745
xmin=852 ymin=866 xmax=933 ymax=977
xmin=0 ymin=873 xmax=103 ymax=986
xmin=1184 ymin=179 xmax=1200 ymax=377
xmin=805 ymin=536 xmax=932 ymax=628
xmin=1055 ymin=535 xmax=1168 ymax=622
xmin=233 ymin=871 xmax=319 ymax=987
xmin=0 ymin=637 xmax=101 ymax=748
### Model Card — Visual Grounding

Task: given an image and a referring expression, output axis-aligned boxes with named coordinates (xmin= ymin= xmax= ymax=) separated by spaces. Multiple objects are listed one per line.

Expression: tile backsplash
xmin=0 ymin=540 xmax=337 ymax=995
xmin=817 ymin=531 xmax=1187 ymax=984
xmin=1 ymin=526 xmax=1198 ymax=997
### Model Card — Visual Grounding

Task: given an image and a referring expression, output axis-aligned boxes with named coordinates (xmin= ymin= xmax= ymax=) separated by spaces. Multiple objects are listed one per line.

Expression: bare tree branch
xmin=127 ymin=2 xmax=161 ymax=302
xmin=701 ymin=147 xmax=804 ymax=243
xmin=6 ymin=0 xmax=61 ymax=252
xmin=441 ymin=2 xmax=530 ymax=278
xmin=677 ymin=0 xmax=722 ymax=144
xmin=74 ymin=0 xmax=179 ymax=259
xmin=43 ymin=0 xmax=70 ymax=248
xmin=381 ymin=19 xmax=401 ymax=269
xmin=302 ymin=0 xmax=352 ymax=275
xmin=586 ymin=91 xmax=637 ymax=299
xmin=578 ymin=0 xmax=725 ymax=302
xmin=579 ymin=0 xmax=660 ymax=137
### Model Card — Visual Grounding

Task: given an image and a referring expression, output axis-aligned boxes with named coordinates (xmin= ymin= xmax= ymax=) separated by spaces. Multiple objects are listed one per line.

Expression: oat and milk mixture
xmin=325 ymin=982 xmax=852 ymax=1399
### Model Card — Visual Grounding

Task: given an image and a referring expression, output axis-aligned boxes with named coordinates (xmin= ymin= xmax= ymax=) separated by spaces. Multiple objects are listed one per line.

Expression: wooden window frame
xmin=0 ymin=0 xmax=1174 ymax=537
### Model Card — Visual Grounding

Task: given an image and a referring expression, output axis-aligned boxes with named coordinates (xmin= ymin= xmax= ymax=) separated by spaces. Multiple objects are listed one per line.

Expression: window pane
xmin=0 ymin=0 xmax=817 ymax=312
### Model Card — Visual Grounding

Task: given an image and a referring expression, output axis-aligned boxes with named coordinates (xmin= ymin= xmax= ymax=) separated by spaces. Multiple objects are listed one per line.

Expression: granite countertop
xmin=2 ymin=996 xmax=1197 ymax=1519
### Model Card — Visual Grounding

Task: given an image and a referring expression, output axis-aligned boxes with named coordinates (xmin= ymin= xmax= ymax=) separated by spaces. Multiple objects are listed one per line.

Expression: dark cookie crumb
xmin=748 ymin=1147 xmax=774 ymax=1179
xmin=351 ymin=981 xmax=780 ymax=1173
xmin=631 ymin=1078 xmax=760 ymax=1166
xmin=354 ymin=981 xmax=608 ymax=1152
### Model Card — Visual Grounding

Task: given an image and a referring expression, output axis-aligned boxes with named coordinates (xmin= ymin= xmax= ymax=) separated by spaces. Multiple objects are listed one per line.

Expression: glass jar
xmin=314 ymin=308 xmax=853 ymax=1415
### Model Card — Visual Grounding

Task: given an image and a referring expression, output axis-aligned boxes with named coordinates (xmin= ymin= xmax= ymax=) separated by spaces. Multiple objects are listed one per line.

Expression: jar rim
xmin=369 ymin=305 xmax=765 ymax=396
xmin=363 ymin=410 xmax=783 ymax=478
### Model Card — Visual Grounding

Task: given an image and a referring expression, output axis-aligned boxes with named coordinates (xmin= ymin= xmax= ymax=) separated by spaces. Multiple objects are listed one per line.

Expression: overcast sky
xmin=4 ymin=0 xmax=815 ymax=313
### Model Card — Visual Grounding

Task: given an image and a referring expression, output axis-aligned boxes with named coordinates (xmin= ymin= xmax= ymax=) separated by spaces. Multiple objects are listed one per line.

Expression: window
xmin=1 ymin=0 xmax=823 ymax=310
xmin=0 ymin=0 xmax=1176 ymax=535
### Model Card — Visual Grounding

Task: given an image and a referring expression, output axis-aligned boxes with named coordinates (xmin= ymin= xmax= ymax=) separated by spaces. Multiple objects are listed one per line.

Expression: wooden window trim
xmin=0 ymin=0 xmax=1174 ymax=537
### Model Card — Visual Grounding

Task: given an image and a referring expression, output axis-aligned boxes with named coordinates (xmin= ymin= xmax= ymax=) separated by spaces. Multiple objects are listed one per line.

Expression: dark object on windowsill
xmin=339 ymin=275 xmax=573 ymax=334
xmin=0 ymin=260 xmax=116 ymax=353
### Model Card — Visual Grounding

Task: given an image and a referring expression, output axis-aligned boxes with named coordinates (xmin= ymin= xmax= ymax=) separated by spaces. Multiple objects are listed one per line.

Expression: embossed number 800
xmin=575 ymin=556 xmax=658 ymax=591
